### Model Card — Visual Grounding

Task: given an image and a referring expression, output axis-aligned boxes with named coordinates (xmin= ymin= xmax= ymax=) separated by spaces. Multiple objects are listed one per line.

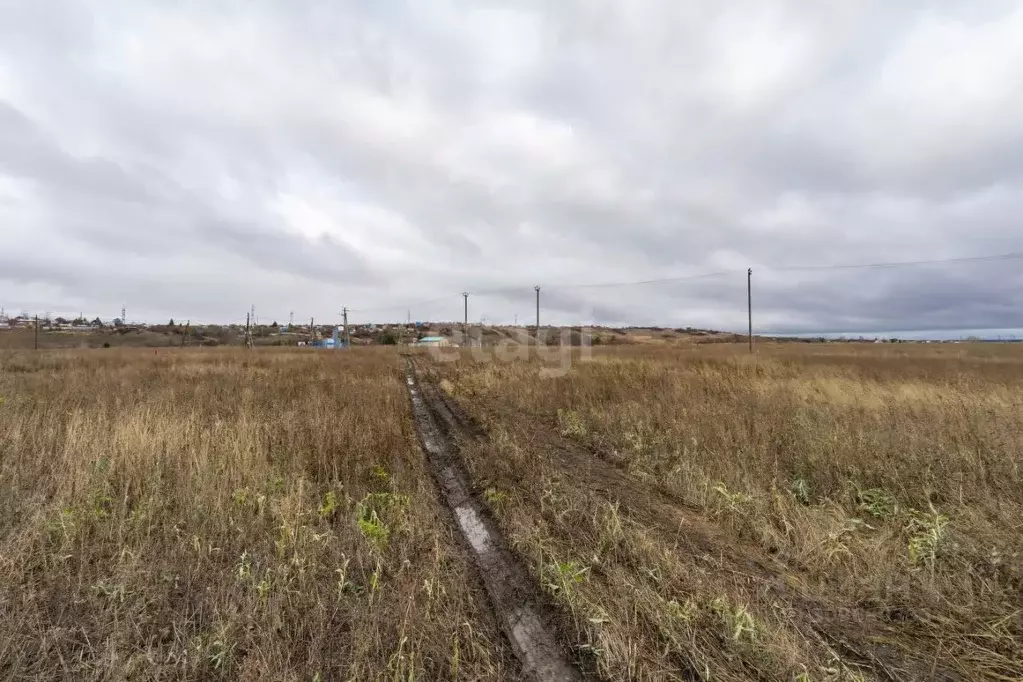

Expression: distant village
xmin=1 ymin=311 xmax=1019 ymax=348
xmin=0 ymin=311 xmax=461 ymax=348
xmin=0 ymin=314 xmax=110 ymax=332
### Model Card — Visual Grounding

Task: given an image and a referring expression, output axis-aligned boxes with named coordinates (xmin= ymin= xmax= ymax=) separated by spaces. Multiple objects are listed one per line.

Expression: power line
xmin=14 ymin=252 xmax=1018 ymax=329
xmin=548 ymin=270 xmax=734 ymax=291
xmin=548 ymin=252 xmax=1023 ymax=289
xmin=347 ymin=294 xmax=455 ymax=315
xmin=769 ymin=252 xmax=1023 ymax=272
xmin=315 ymin=251 xmax=1023 ymax=321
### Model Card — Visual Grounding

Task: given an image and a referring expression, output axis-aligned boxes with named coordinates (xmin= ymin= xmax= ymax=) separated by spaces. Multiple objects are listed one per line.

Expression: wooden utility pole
xmin=34 ymin=315 xmax=39 ymax=351
xmin=747 ymin=268 xmax=753 ymax=354
xmin=342 ymin=307 xmax=351 ymax=348
xmin=462 ymin=292 xmax=469 ymax=346
xmin=535 ymin=285 xmax=541 ymax=345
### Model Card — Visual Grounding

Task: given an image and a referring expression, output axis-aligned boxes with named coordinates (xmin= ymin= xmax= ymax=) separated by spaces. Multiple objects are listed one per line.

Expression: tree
xmin=92 ymin=317 xmax=103 ymax=327
xmin=377 ymin=329 xmax=398 ymax=345
xmin=169 ymin=319 xmax=176 ymax=327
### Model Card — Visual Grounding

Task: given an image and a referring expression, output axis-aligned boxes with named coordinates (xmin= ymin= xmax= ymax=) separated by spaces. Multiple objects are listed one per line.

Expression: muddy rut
xmin=414 ymin=361 xmax=970 ymax=682
xmin=403 ymin=359 xmax=583 ymax=682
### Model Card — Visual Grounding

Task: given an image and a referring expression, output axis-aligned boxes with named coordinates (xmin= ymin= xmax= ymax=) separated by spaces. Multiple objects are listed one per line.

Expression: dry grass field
xmin=1 ymin=343 xmax=1020 ymax=681
xmin=0 ymin=348 xmax=513 ymax=680
xmin=432 ymin=343 xmax=1023 ymax=681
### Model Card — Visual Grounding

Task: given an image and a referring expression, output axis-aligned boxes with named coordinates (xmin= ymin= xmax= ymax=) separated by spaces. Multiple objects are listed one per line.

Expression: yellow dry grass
xmin=3 ymin=341 xmax=1021 ymax=681
xmin=0 ymin=348 xmax=513 ymax=680
xmin=437 ymin=343 xmax=1023 ymax=681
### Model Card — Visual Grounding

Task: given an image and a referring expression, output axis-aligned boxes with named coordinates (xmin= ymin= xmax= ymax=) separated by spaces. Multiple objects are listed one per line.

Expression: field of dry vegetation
xmin=432 ymin=343 xmax=1023 ymax=681
xmin=0 ymin=348 xmax=513 ymax=680
xmin=1 ymin=343 xmax=1020 ymax=681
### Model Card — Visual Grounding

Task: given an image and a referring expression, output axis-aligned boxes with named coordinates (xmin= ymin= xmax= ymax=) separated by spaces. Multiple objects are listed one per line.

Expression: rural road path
xmin=403 ymin=358 xmax=583 ymax=682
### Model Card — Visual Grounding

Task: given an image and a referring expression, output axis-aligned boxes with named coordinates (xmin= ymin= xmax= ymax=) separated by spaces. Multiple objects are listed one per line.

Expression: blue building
xmin=311 ymin=327 xmax=348 ymax=348
xmin=415 ymin=336 xmax=450 ymax=347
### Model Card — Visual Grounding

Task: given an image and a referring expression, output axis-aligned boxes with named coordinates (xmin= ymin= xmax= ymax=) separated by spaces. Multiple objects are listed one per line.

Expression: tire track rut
xmin=417 ymin=361 xmax=968 ymax=682
xmin=403 ymin=358 xmax=583 ymax=682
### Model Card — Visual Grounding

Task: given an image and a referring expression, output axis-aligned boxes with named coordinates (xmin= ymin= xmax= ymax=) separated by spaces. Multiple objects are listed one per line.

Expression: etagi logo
xmin=423 ymin=319 xmax=595 ymax=378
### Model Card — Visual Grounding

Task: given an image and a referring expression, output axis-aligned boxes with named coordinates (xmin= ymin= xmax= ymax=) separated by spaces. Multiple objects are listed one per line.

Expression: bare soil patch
xmin=405 ymin=358 xmax=583 ymax=681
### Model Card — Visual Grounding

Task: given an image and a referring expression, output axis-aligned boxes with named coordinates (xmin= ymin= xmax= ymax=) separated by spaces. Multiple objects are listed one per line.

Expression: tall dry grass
xmin=439 ymin=344 xmax=1023 ymax=680
xmin=0 ymin=348 xmax=512 ymax=680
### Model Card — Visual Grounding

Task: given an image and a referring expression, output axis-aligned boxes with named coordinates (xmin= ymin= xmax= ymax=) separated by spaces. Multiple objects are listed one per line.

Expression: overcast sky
xmin=1 ymin=1 xmax=1022 ymax=333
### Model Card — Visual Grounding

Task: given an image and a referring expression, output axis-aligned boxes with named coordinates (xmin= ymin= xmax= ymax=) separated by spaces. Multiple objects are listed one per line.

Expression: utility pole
xmin=462 ymin=292 xmax=469 ymax=346
xmin=535 ymin=285 xmax=541 ymax=346
xmin=245 ymin=312 xmax=251 ymax=349
xmin=747 ymin=268 xmax=753 ymax=354
xmin=342 ymin=307 xmax=351 ymax=349
xmin=310 ymin=317 xmax=315 ymax=344
xmin=121 ymin=305 xmax=126 ymax=323
xmin=289 ymin=311 xmax=294 ymax=328
xmin=34 ymin=314 xmax=39 ymax=351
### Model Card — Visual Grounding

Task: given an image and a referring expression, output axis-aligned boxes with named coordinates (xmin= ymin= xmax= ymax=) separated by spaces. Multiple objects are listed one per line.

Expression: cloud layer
xmin=1 ymin=1 xmax=1021 ymax=332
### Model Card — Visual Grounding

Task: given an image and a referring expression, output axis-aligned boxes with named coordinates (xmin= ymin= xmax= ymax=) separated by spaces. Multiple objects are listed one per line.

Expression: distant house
xmin=309 ymin=327 xmax=349 ymax=349
xmin=311 ymin=338 xmax=348 ymax=349
xmin=415 ymin=336 xmax=450 ymax=347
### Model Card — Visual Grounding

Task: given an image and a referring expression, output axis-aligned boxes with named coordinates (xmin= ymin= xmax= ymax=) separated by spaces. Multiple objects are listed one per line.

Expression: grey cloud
xmin=202 ymin=218 xmax=376 ymax=284
xmin=0 ymin=1 xmax=1021 ymax=333
xmin=0 ymin=102 xmax=371 ymax=292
